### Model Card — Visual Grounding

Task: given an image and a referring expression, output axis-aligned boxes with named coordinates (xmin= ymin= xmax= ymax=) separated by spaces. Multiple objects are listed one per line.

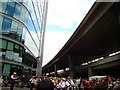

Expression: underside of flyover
xmin=42 ymin=2 xmax=120 ymax=78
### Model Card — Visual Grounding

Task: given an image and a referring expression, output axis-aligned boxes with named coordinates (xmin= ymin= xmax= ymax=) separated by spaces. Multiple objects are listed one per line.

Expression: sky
xmin=43 ymin=0 xmax=95 ymax=66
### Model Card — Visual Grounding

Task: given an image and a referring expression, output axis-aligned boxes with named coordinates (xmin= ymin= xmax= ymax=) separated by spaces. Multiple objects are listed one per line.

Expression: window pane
xmin=11 ymin=65 xmax=16 ymax=68
xmin=20 ymin=8 xmax=27 ymax=23
xmin=7 ymin=1 xmax=15 ymax=8
xmin=2 ymin=17 xmax=12 ymax=32
xmin=5 ymin=51 xmax=14 ymax=60
xmin=3 ymin=64 xmax=10 ymax=76
xmin=17 ymin=24 xmax=23 ymax=35
xmin=7 ymin=41 xmax=14 ymax=50
xmin=17 ymin=0 xmax=23 ymax=2
xmin=0 ymin=2 xmax=2 ymax=12
xmin=0 ymin=51 xmax=2 ymax=56
xmin=19 ymin=57 xmax=22 ymax=63
xmin=6 ymin=2 xmax=15 ymax=17
xmin=0 ymin=39 xmax=2 ymax=48
xmin=13 ymin=52 xmax=19 ymax=62
xmin=2 ymin=39 xmax=7 ymax=49
xmin=0 ymin=2 xmax=7 ymax=13
xmin=9 ymin=33 xmax=16 ymax=39
xmin=11 ymin=20 xmax=18 ymax=32
xmin=0 ymin=15 xmax=3 ymax=33
xmin=15 ymin=44 xmax=19 ymax=49
xmin=14 ymin=3 xmax=22 ymax=19
xmin=16 ymin=35 xmax=21 ymax=41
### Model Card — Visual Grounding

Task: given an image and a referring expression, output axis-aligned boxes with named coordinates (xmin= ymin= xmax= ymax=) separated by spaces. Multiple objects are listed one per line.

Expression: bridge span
xmin=42 ymin=2 xmax=120 ymax=78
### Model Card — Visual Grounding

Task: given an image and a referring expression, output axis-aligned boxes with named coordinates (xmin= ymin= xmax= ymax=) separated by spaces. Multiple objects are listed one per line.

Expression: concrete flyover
xmin=42 ymin=2 xmax=120 ymax=78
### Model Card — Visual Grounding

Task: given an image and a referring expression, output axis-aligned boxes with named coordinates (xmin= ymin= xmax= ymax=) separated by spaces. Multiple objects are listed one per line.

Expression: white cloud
xmin=47 ymin=0 xmax=95 ymax=28
xmin=43 ymin=30 xmax=72 ymax=66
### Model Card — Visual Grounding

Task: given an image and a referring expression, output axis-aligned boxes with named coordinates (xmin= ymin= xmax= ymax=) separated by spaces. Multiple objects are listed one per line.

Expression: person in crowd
xmin=3 ymin=77 xmax=9 ymax=87
xmin=58 ymin=78 xmax=66 ymax=90
xmin=36 ymin=76 xmax=41 ymax=84
xmin=75 ymin=78 xmax=81 ymax=89
xmin=10 ymin=72 xmax=17 ymax=90
xmin=92 ymin=83 xmax=108 ymax=90
xmin=20 ymin=75 xmax=26 ymax=88
xmin=56 ymin=78 xmax=62 ymax=90
xmin=113 ymin=83 xmax=120 ymax=90
xmin=36 ymin=78 xmax=54 ymax=90
xmin=29 ymin=76 xmax=36 ymax=90
xmin=52 ymin=77 xmax=58 ymax=90
xmin=27 ymin=80 xmax=31 ymax=88
xmin=108 ymin=80 xmax=116 ymax=90
xmin=66 ymin=77 xmax=75 ymax=90
xmin=0 ymin=76 xmax=3 ymax=89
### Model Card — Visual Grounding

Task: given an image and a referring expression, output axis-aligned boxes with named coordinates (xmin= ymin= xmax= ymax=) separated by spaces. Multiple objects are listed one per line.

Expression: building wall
xmin=0 ymin=0 xmax=46 ymax=77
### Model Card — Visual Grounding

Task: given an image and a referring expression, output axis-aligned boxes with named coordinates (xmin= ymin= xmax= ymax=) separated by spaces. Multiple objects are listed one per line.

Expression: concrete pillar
xmin=88 ymin=67 xmax=93 ymax=78
xmin=63 ymin=68 xmax=66 ymax=72
xmin=47 ymin=68 xmax=50 ymax=76
xmin=68 ymin=55 xmax=74 ymax=79
xmin=49 ymin=72 xmax=50 ymax=76
xmin=54 ymin=64 xmax=57 ymax=77
xmin=36 ymin=1 xmax=48 ymax=76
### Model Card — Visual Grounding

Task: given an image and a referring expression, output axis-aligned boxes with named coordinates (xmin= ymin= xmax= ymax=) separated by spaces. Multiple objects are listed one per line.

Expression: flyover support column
xmin=63 ymin=68 xmax=66 ymax=72
xmin=68 ymin=55 xmax=74 ymax=79
xmin=54 ymin=64 xmax=57 ymax=77
xmin=47 ymin=68 xmax=50 ymax=76
xmin=88 ymin=67 xmax=94 ymax=78
xmin=49 ymin=72 xmax=50 ymax=76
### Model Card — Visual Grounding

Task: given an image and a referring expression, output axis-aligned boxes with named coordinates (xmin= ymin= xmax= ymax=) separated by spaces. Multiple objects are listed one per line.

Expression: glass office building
xmin=0 ymin=0 xmax=48 ymax=77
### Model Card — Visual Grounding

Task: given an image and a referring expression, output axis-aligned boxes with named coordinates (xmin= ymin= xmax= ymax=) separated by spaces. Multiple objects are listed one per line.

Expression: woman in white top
xmin=29 ymin=76 xmax=36 ymax=90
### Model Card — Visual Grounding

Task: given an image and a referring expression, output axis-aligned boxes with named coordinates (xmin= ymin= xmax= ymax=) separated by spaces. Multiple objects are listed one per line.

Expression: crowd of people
xmin=0 ymin=72 xmax=120 ymax=90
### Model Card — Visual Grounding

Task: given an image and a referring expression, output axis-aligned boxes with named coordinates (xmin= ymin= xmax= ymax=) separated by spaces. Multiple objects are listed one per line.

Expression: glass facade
xmin=0 ymin=0 xmax=47 ymax=77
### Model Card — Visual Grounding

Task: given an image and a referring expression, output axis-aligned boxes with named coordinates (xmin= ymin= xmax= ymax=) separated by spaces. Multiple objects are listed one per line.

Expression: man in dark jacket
xmin=36 ymin=78 xmax=54 ymax=90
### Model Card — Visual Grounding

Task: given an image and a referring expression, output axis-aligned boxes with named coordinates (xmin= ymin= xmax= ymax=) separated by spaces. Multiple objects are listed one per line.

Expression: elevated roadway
xmin=42 ymin=2 xmax=120 ymax=78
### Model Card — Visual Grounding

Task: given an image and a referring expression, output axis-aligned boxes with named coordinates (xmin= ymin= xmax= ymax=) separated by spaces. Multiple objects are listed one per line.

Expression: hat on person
xmin=32 ymin=76 xmax=35 ymax=78
xmin=62 ymin=78 xmax=66 ymax=81
xmin=38 ymin=76 xmax=41 ymax=78
xmin=68 ymin=77 xmax=70 ymax=79
xmin=13 ymin=72 xmax=16 ymax=75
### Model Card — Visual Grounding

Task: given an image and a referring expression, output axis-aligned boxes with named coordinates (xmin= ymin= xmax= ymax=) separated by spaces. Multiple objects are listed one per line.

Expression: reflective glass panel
xmin=15 ymin=44 xmax=19 ymax=49
xmin=19 ymin=57 xmax=22 ymax=63
xmin=14 ymin=3 xmax=22 ymax=19
xmin=25 ymin=30 xmax=38 ymax=57
xmin=0 ymin=2 xmax=7 ymax=13
xmin=11 ymin=20 xmax=18 ymax=32
xmin=2 ymin=17 xmax=12 ymax=32
xmin=0 ymin=39 xmax=2 ymax=49
xmin=7 ymin=41 xmax=14 ymax=51
xmin=2 ymin=39 xmax=7 ymax=49
xmin=0 ymin=15 xmax=3 ymax=33
xmin=6 ymin=2 xmax=15 ymax=17
xmin=0 ymin=51 xmax=2 ymax=56
xmin=0 ymin=1 xmax=2 ymax=12
xmin=5 ymin=51 xmax=13 ymax=60
xmin=3 ymin=64 xmax=10 ymax=76
xmin=7 ymin=1 xmax=15 ymax=8
xmin=17 ymin=24 xmax=23 ymax=35
xmin=19 ymin=7 xmax=27 ymax=23
xmin=13 ymin=52 xmax=19 ymax=62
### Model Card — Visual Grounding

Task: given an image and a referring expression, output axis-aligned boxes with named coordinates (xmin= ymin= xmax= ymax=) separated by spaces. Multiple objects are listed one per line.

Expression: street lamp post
xmin=36 ymin=0 xmax=48 ymax=76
